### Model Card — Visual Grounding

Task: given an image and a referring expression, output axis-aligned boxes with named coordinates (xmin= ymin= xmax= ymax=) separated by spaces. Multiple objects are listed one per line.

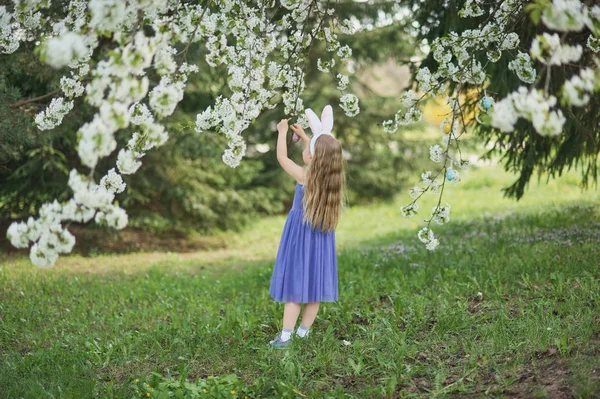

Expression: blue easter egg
xmin=446 ymin=169 xmax=455 ymax=181
xmin=482 ymin=97 xmax=493 ymax=110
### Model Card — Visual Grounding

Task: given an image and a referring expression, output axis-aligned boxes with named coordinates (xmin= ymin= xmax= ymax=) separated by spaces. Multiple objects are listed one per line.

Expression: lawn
xmin=1 ymin=163 xmax=599 ymax=398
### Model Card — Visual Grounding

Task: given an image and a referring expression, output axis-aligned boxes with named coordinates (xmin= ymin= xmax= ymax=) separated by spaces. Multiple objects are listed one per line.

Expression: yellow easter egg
xmin=443 ymin=122 xmax=452 ymax=134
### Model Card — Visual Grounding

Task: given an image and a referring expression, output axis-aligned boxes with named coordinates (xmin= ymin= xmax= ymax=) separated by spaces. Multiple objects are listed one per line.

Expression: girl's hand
xmin=290 ymin=124 xmax=309 ymax=142
xmin=277 ymin=119 xmax=289 ymax=133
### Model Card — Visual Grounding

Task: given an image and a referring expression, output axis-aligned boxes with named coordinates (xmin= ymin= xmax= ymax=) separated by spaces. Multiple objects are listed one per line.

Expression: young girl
xmin=268 ymin=105 xmax=345 ymax=349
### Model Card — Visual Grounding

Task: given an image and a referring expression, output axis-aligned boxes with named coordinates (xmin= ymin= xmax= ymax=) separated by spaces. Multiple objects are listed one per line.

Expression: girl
xmin=268 ymin=105 xmax=345 ymax=349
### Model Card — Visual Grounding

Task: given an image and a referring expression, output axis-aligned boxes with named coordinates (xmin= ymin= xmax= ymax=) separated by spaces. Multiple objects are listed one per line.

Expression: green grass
xmin=1 ymin=163 xmax=599 ymax=398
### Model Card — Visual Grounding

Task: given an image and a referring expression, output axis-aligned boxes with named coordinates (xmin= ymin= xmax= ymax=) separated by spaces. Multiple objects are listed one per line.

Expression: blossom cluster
xmin=562 ymin=68 xmax=599 ymax=107
xmin=34 ymin=97 xmax=74 ymax=131
xmin=417 ymin=228 xmax=439 ymax=251
xmin=491 ymin=87 xmax=566 ymax=136
xmin=508 ymin=53 xmax=537 ymax=84
xmin=531 ymin=33 xmax=583 ymax=65
xmin=339 ymin=93 xmax=360 ymax=117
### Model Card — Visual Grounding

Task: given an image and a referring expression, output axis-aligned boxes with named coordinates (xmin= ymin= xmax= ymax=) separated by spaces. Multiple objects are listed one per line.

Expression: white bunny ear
xmin=305 ymin=108 xmax=322 ymax=135
xmin=320 ymin=105 xmax=333 ymax=134
xmin=310 ymin=135 xmax=318 ymax=156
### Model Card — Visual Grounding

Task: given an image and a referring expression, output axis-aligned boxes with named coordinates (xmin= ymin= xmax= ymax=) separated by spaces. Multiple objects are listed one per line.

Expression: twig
xmin=10 ymin=89 xmax=61 ymax=108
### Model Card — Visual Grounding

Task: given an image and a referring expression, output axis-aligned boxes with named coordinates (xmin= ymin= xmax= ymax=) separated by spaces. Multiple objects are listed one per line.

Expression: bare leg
xmin=299 ymin=302 xmax=320 ymax=328
xmin=283 ymin=302 xmax=302 ymax=330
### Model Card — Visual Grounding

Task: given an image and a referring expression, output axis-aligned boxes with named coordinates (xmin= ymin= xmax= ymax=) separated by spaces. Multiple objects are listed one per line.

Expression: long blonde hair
xmin=303 ymin=135 xmax=345 ymax=232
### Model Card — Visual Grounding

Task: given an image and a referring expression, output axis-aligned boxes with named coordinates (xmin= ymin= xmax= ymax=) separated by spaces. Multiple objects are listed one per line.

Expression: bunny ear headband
xmin=305 ymin=105 xmax=334 ymax=156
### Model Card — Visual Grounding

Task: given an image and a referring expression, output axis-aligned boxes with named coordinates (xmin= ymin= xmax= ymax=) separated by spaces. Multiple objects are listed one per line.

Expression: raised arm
xmin=276 ymin=119 xmax=305 ymax=184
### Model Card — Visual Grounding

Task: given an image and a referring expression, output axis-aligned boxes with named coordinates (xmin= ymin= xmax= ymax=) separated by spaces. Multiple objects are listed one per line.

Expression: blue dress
xmin=269 ymin=182 xmax=339 ymax=303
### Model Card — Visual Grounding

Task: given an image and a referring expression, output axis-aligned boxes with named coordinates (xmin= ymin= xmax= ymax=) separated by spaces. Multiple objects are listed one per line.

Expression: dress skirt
xmin=269 ymin=183 xmax=338 ymax=303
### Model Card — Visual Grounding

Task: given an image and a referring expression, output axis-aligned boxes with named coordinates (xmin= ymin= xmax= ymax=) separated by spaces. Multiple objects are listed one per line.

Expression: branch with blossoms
xmin=2 ymin=0 xmax=361 ymax=267
xmin=387 ymin=0 xmax=600 ymax=251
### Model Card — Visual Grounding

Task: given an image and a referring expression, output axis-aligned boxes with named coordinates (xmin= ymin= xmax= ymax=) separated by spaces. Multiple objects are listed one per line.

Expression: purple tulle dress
xmin=269 ymin=182 xmax=338 ymax=303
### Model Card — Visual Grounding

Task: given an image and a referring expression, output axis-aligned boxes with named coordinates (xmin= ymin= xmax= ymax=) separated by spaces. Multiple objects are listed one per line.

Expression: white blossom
xmin=30 ymin=242 xmax=59 ymax=268
xmin=417 ymin=228 xmax=439 ymax=251
xmin=421 ymin=170 xmax=434 ymax=185
xmin=317 ymin=58 xmax=334 ymax=73
xmin=195 ymin=106 xmax=218 ymax=132
xmin=409 ymin=187 xmax=422 ymax=199
xmin=400 ymin=203 xmax=419 ymax=218
xmin=561 ymin=68 xmax=597 ymax=107
xmin=89 ymin=0 xmax=127 ymax=33
xmin=339 ymin=18 xmax=358 ymax=35
xmin=99 ymin=168 xmax=126 ymax=194
xmin=10 ymin=0 xmax=598 ymax=267
xmin=416 ymin=67 xmax=435 ymax=93
xmin=500 ymin=32 xmax=520 ymax=50
xmin=42 ymin=32 xmax=88 ymax=68
xmin=149 ymin=77 xmax=185 ymax=118
xmin=400 ymin=90 xmax=419 ymax=108
xmin=491 ymin=87 xmax=566 ymax=137
xmin=60 ymin=76 xmax=84 ymax=98
xmin=35 ymin=97 xmax=74 ymax=130
xmin=457 ymin=159 xmax=469 ymax=170
xmin=222 ymin=148 xmax=242 ymax=168
xmin=337 ymin=45 xmax=352 ymax=60
xmin=340 ymin=93 xmax=360 ymax=117
xmin=425 ymin=238 xmax=440 ymax=251
xmin=531 ymin=33 xmax=583 ymax=65
xmin=77 ymin=113 xmax=120 ymax=169
xmin=429 ymin=144 xmax=444 ymax=163
xmin=154 ymin=45 xmax=177 ymax=76
xmin=39 ymin=200 xmax=63 ymax=228
xmin=587 ymin=35 xmax=600 ymax=53
xmin=7 ymin=221 xmax=30 ymax=249
xmin=129 ymin=103 xmax=153 ymax=126
xmin=431 ymin=203 xmax=451 ymax=225
xmin=336 ymin=74 xmax=349 ymax=90
xmin=382 ymin=119 xmax=398 ymax=134
xmin=61 ymin=199 xmax=95 ymax=223
xmin=117 ymin=149 xmax=142 ymax=175
xmin=459 ymin=0 xmax=484 ymax=18
xmin=68 ymin=170 xmax=114 ymax=210
xmin=532 ymin=109 xmax=566 ymax=137
xmin=541 ymin=0 xmax=587 ymax=32
xmin=95 ymin=205 xmax=128 ymax=229
xmin=281 ymin=0 xmax=301 ymax=10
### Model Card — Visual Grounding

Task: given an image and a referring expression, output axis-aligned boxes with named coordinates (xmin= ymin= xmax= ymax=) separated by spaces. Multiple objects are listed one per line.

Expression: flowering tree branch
xmin=392 ymin=0 xmax=600 ymax=250
xmin=3 ymin=0 xmax=360 ymax=267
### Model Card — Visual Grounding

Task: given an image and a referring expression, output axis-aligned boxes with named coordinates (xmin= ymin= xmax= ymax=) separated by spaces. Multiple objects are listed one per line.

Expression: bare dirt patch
xmin=460 ymin=350 xmax=575 ymax=398
xmin=503 ymin=357 xmax=573 ymax=398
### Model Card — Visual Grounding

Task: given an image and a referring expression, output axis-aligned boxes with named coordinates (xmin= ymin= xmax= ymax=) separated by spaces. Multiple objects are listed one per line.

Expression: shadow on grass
xmin=3 ymin=200 xmax=599 ymax=280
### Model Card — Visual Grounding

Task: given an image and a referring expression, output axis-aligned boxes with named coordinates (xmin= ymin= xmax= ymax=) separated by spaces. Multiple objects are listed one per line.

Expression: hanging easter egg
xmin=481 ymin=96 xmax=493 ymax=111
xmin=292 ymin=133 xmax=300 ymax=142
xmin=443 ymin=121 xmax=452 ymax=134
xmin=446 ymin=168 xmax=455 ymax=181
